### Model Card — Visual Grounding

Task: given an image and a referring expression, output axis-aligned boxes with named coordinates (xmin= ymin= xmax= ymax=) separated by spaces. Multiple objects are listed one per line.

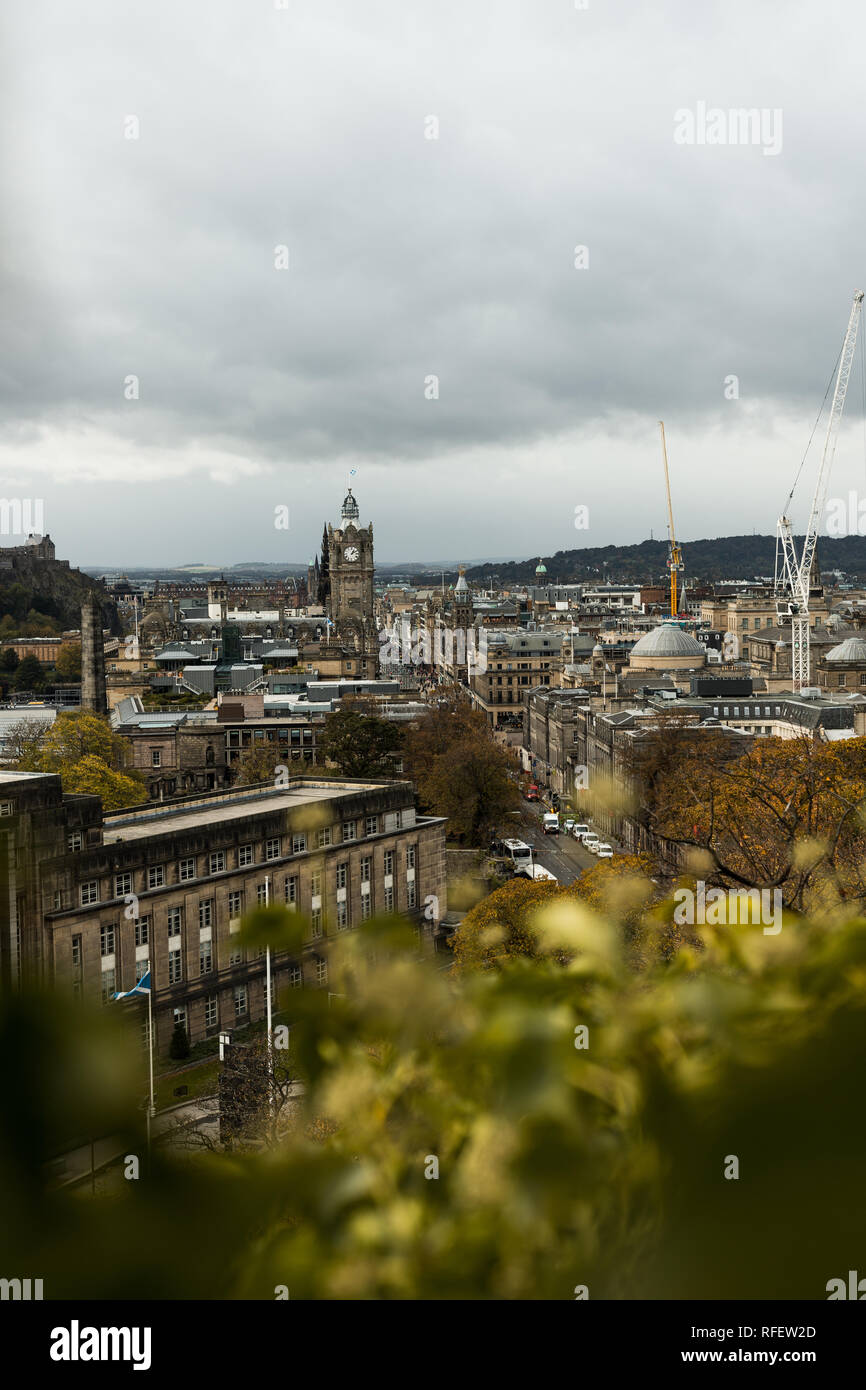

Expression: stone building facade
xmin=0 ymin=771 xmax=447 ymax=1054
xmin=525 ymin=687 xmax=591 ymax=797
xmin=469 ymin=630 xmax=562 ymax=734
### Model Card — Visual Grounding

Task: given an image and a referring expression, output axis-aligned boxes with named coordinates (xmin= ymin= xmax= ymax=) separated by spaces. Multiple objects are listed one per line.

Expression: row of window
xmin=75 ymin=819 xmax=412 ymax=905
xmin=225 ymin=728 xmax=315 ymax=748
xmin=491 ymin=661 xmax=551 ymax=670
xmin=92 ymin=853 xmax=418 ymax=973
xmin=712 ymin=704 xmax=782 ymax=719
xmin=140 ymin=963 xmax=332 ymax=1039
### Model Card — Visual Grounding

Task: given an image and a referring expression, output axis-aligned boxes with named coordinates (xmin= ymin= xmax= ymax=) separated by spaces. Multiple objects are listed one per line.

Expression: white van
xmin=582 ymin=832 xmax=600 ymax=852
xmin=572 ymin=823 xmax=590 ymax=841
xmin=542 ymin=813 xmax=560 ymax=835
xmin=595 ymin=844 xmax=614 ymax=859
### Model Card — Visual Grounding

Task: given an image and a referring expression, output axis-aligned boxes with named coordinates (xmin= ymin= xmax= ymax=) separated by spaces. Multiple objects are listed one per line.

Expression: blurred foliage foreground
xmin=2 ymin=883 xmax=866 ymax=1301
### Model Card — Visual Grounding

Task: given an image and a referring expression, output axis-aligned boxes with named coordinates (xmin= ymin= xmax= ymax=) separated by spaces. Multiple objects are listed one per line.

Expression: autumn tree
xmin=3 ymin=718 xmax=49 ymax=765
xmin=12 ymin=654 xmax=45 ymax=691
xmin=317 ymin=709 xmax=402 ymax=778
xmin=452 ymin=853 xmax=660 ymax=971
xmin=54 ymin=642 xmax=82 ymax=682
xmin=234 ymin=742 xmax=290 ymax=786
xmin=420 ymin=733 xmax=520 ymax=844
xmin=12 ymin=710 xmax=146 ymax=811
xmin=59 ymin=753 xmax=147 ymax=809
xmin=402 ymin=688 xmax=519 ymax=844
xmin=451 ymin=875 xmax=572 ymax=970
xmin=619 ymin=713 xmax=751 ymax=845
xmin=636 ymin=727 xmax=866 ymax=911
xmin=23 ymin=709 xmax=129 ymax=768
xmin=401 ymin=686 xmax=488 ymax=783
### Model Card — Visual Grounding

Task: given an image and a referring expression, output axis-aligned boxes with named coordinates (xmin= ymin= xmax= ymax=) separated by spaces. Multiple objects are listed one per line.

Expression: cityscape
xmin=2 ymin=0 xmax=865 ymax=1367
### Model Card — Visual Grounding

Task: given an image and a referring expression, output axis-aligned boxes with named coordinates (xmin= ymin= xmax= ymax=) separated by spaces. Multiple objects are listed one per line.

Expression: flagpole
xmin=147 ymin=984 xmax=154 ymax=1159
xmin=265 ymin=875 xmax=273 ymax=1117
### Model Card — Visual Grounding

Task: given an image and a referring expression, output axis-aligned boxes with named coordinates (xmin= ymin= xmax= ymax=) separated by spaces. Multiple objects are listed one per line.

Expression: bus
xmin=518 ymin=863 xmax=558 ymax=883
xmin=500 ymin=839 xmax=533 ymax=872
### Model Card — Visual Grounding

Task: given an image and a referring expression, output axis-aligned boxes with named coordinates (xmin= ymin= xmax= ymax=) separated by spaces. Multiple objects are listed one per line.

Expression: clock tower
xmin=326 ymin=487 xmax=377 ymax=673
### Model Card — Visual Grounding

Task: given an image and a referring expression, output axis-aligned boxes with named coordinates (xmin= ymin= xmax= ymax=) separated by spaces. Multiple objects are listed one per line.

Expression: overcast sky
xmin=3 ymin=0 xmax=866 ymax=568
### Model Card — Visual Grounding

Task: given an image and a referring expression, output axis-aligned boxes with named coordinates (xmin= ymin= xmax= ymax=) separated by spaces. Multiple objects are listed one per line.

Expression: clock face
xmin=344 ymin=546 xmax=360 ymax=562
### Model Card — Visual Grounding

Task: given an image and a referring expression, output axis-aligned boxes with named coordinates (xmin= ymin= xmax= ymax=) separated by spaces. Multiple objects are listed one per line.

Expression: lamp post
xmin=264 ymin=875 xmax=273 ymax=1115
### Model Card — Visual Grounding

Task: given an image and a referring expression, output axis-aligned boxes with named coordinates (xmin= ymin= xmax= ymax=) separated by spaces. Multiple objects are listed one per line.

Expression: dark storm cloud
xmin=2 ymin=0 xmax=866 ymax=562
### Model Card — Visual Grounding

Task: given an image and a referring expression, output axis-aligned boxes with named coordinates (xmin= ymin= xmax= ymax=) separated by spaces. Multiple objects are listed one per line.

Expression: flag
xmin=113 ymin=970 xmax=151 ymax=1000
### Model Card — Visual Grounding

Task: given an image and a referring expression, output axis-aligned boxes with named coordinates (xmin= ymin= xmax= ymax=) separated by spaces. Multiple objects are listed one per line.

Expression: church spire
xmin=317 ymin=524 xmax=330 ymax=606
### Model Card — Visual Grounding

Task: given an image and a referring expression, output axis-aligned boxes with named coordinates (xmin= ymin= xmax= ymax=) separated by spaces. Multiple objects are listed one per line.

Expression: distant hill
xmin=463 ymin=534 xmax=866 ymax=586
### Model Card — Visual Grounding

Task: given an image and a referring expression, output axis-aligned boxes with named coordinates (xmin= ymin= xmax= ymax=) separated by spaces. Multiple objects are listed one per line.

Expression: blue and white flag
xmin=113 ymin=970 xmax=151 ymax=1000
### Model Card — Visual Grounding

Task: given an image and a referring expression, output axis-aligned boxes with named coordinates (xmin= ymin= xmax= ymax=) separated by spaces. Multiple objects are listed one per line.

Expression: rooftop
xmin=630 ymin=622 xmax=705 ymax=658
xmin=103 ymin=778 xmax=401 ymax=842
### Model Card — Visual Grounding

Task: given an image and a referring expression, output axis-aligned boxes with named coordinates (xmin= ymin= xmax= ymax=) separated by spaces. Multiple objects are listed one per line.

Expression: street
xmin=511 ymin=798 xmax=602 ymax=884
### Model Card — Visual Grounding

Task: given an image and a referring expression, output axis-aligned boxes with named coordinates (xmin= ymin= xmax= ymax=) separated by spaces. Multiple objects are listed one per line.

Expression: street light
xmin=265 ymin=876 xmax=273 ymax=1114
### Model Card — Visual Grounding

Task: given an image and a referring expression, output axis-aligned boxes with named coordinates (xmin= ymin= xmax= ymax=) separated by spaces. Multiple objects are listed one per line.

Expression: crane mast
xmin=659 ymin=420 xmax=683 ymax=618
xmin=775 ymin=289 xmax=863 ymax=692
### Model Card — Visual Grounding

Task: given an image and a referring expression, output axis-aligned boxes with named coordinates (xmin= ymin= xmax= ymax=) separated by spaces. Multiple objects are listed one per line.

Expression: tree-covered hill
xmin=462 ymin=533 xmax=866 ymax=585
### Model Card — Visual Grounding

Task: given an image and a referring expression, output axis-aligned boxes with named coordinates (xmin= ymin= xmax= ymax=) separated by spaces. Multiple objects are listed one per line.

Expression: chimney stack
xmin=81 ymin=595 xmax=107 ymax=714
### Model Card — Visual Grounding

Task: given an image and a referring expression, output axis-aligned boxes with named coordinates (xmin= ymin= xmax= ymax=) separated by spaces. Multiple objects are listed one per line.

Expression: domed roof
xmin=826 ymin=635 xmax=866 ymax=662
xmin=535 ymin=560 xmax=547 ymax=575
xmin=630 ymin=621 xmax=705 ymax=658
xmin=592 ymin=642 xmax=604 ymax=655
xmin=454 ymin=567 xmax=469 ymax=593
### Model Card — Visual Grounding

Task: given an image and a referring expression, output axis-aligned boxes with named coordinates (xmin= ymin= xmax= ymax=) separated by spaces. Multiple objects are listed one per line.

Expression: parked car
xmin=572 ymin=823 xmax=590 ymax=841
xmin=595 ymin=843 xmax=614 ymax=858
xmin=564 ymin=818 xmax=575 ymax=832
xmin=582 ymin=833 xmax=600 ymax=852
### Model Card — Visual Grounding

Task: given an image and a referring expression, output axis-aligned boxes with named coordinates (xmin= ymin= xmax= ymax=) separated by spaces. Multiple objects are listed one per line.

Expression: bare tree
xmin=170 ymin=1037 xmax=299 ymax=1154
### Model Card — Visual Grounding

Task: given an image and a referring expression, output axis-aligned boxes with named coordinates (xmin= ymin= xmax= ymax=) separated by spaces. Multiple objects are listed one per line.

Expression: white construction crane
xmin=775 ymin=289 xmax=864 ymax=692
